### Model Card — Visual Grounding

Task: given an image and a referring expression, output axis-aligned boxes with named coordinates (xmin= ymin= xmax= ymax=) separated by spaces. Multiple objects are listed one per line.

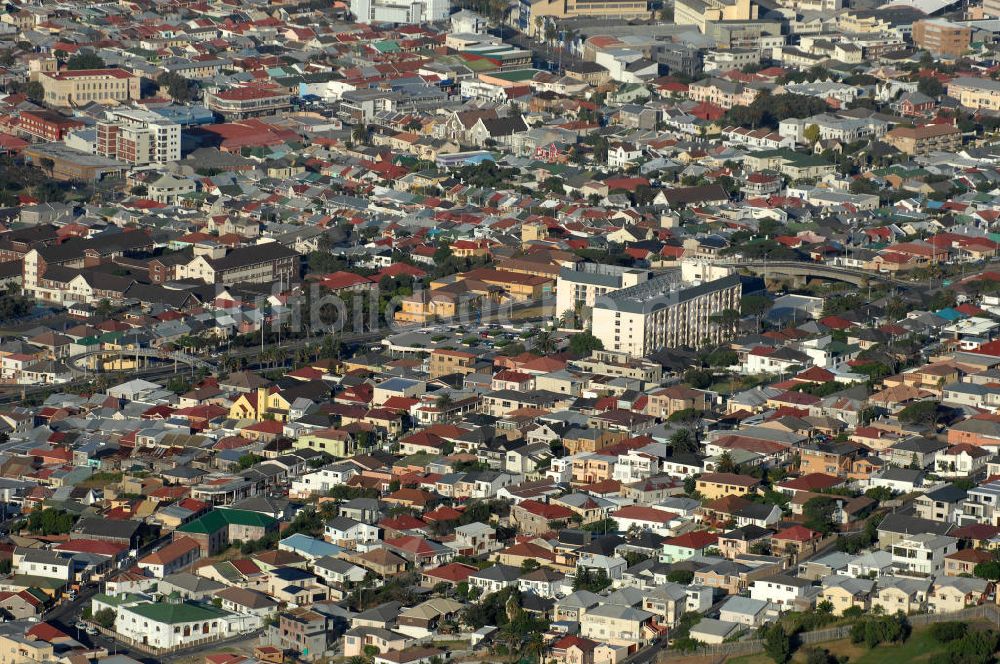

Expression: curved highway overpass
xmin=65 ymin=348 xmax=216 ymax=376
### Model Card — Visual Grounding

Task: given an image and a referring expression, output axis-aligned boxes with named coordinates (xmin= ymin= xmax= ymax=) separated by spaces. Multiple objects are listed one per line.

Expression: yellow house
xmin=820 ymin=581 xmax=871 ymax=616
xmin=395 ymin=288 xmax=480 ymax=324
xmin=930 ymin=578 xmax=989 ymax=613
xmin=428 ymin=349 xmax=478 ymax=379
xmin=872 ymin=583 xmax=926 ymax=615
xmin=0 ymin=632 xmax=55 ymax=662
xmin=695 ymin=473 xmax=761 ymax=500
xmin=449 ymin=267 xmax=553 ymax=302
xmin=229 ymin=387 xmax=270 ymax=421
xmin=294 ymin=428 xmax=356 ymax=458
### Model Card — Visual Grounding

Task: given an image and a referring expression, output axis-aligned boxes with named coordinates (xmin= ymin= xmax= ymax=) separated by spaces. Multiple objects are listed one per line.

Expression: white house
xmin=749 ymin=575 xmax=813 ymax=610
xmin=213 ymin=587 xmax=277 ymax=625
xmin=577 ymin=554 xmax=628 ymax=581
xmin=12 ymin=549 xmax=73 ymax=582
xmin=291 ymin=464 xmax=358 ymax=498
xmin=612 ymin=505 xmax=681 ymax=536
xmin=890 ymin=534 xmax=958 ymax=575
xmin=607 ymin=142 xmax=642 ymax=168
xmin=115 ymin=600 xmax=253 ymax=650
xmin=718 ymin=596 xmax=769 ymax=626
xmin=934 ymin=444 xmax=990 ymax=478
xmin=324 ymin=516 xmax=380 ymax=547
xmin=313 ymin=556 xmax=368 ymax=587
xmin=469 ymin=564 xmax=521 ymax=594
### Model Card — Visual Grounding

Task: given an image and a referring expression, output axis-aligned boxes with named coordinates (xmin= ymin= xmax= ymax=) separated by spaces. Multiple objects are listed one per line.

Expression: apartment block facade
xmin=590 ymin=274 xmax=743 ymax=356
xmin=97 ymin=108 xmax=181 ymax=165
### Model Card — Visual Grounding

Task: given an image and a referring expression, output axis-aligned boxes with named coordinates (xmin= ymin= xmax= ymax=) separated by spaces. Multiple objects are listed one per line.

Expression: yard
xmin=724 ymin=623 xmax=979 ymax=664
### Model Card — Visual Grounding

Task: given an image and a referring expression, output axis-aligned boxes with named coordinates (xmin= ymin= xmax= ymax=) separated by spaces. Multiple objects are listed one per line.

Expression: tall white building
xmin=351 ymin=0 xmax=449 ymax=24
xmin=97 ymin=108 xmax=181 ymax=165
xmin=555 ymin=263 xmax=651 ymax=321
xmin=590 ymin=274 xmax=743 ymax=357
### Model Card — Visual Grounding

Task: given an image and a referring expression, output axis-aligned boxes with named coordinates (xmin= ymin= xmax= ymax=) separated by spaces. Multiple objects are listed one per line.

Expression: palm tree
xmin=544 ymin=22 xmax=558 ymax=48
xmin=534 ymin=327 xmax=557 ymax=354
xmin=352 ymin=123 xmax=371 ymax=145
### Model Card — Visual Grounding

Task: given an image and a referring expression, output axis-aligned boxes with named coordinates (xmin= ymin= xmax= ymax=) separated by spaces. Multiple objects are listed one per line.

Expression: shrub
xmin=929 ymin=622 xmax=968 ymax=643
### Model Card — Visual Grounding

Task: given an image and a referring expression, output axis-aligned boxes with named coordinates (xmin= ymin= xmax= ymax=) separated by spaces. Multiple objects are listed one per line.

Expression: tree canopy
xmin=66 ymin=51 xmax=106 ymax=70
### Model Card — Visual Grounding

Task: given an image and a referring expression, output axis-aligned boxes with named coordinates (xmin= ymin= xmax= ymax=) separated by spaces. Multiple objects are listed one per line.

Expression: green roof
xmin=94 ymin=592 xmax=146 ymax=607
xmin=374 ymin=40 xmax=400 ymax=53
xmin=176 ymin=508 xmax=277 ymax=535
xmin=124 ymin=601 xmax=232 ymax=624
xmin=488 ymin=68 xmax=540 ymax=82
xmin=8 ymin=575 xmax=66 ymax=590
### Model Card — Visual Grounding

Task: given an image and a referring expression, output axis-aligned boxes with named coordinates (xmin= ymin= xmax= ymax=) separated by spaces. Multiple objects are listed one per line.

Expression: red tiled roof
xmin=663 ymin=531 xmax=718 ymax=549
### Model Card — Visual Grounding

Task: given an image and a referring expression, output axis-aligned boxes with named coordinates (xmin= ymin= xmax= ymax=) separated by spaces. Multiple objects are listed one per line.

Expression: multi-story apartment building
xmin=204 ymin=86 xmax=293 ymax=119
xmin=947 ymin=76 xmax=1000 ymax=111
xmin=884 ymin=123 xmax=962 ymax=155
xmin=175 ymin=243 xmax=300 ymax=287
xmin=779 ymin=114 xmax=888 ymax=145
xmin=37 ymin=68 xmax=141 ymax=107
xmin=555 ymin=263 xmax=650 ymax=321
xmin=353 ymin=0 xmax=449 ymax=23
xmin=913 ymin=19 xmax=971 ymax=58
xmin=96 ymin=108 xmax=181 ymax=165
xmin=590 ymin=274 xmax=743 ymax=356
xmin=688 ymin=77 xmax=759 ymax=109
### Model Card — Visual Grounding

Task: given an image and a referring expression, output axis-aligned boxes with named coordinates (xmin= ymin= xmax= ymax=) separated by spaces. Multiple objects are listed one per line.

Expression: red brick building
xmin=18 ymin=110 xmax=84 ymax=142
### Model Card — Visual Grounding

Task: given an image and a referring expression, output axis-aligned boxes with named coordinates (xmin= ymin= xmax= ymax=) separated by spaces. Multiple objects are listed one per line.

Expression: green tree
xmin=66 ymin=52 xmax=106 ymax=70
xmin=850 ymin=613 xmax=909 ymax=649
xmin=157 ymin=71 xmax=197 ymax=101
xmin=762 ymin=624 xmax=792 ymax=664
xmin=573 ymin=568 xmax=612 ymax=592
xmin=802 ymin=496 xmax=838 ymax=534
xmin=130 ymin=184 xmax=148 ymax=197
xmin=666 ymin=569 xmax=694 ymax=584
xmin=917 ymin=76 xmax=944 ymax=98
xmin=706 ymin=348 xmax=738 ymax=367
xmin=521 ymin=558 xmax=540 ymax=572
xmin=716 ymin=451 xmax=738 ymax=474
xmin=684 ymin=368 xmax=713 ymax=389
xmin=973 ymin=560 xmax=1000 ymax=581
xmin=26 ymin=508 xmax=78 ymax=535
xmin=803 ymin=124 xmax=821 ymax=144
xmin=897 ymin=400 xmax=942 ymax=426
xmin=25 ymin=81 xmax=44 ymax=103
xmin=93 ymin=607 xmax=117 ymax=629
xmin=670 ymin=429 xmax=699 ymax=455
xmin=568 ymin=331 xmax=603 ymax=356
xmin=929 ymin=622 xmax=968 ymax=643
xmin=237 ymin=453 xmax=263 ymax=470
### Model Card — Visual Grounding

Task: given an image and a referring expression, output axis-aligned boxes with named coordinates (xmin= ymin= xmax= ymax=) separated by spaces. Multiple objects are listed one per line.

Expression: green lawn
xmin=726 ymin=625 xmax=949 ymax=664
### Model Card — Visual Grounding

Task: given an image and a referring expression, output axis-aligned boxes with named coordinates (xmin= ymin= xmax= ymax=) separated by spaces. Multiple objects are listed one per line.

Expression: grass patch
xmin=726 ymin=623 xmax=994 ymax=664
xmin=77 ymin=472 xmax=123 ymax=489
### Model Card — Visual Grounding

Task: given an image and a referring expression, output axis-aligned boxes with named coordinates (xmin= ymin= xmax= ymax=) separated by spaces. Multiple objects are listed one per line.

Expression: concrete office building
xmin=591 ymin=274 xmax=743 ymax=356
xmin=36 ymin=68 xmax=140 ymax=108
